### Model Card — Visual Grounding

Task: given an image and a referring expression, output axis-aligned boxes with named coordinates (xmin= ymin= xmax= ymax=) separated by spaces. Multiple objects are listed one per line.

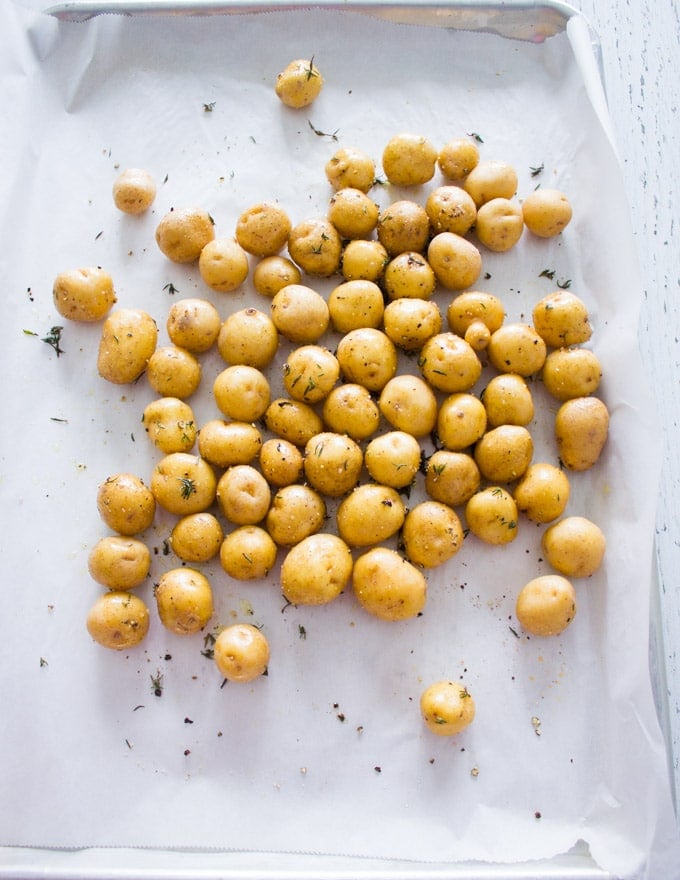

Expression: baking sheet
xmin=1 ymin=0 xmax=679 ymax=877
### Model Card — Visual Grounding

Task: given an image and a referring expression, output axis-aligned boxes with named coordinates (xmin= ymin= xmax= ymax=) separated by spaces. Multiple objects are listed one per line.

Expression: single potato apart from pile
xmin=155 ymin=567 xmax=213 ymax=635
xmin=97 ymin=307 xmax=158 ymax=384
xmin=219 ymin=525 xmax=278 ymax=580
xmin=53 ymin=267 xmax=117 ymax=322
xmin=522 ymin=188 xmax=572 ymax=238
xmin=352 ymin=547 xmax=427 ymax=621
xmin=112 ymin=167 xmax=156 ymax=214
xmin=280 ymin=533 xmax=353 ymax=605
xmin=170 ymin=512 xmax=224 ymax=563
xmin=86 ymin=591 xmax=150 ymax=650
xmin=88 ymin=536 xmax=151 ymax=590
xmin=542 ymin=515 xmax=606 ymax=578
xmin=516 ymin=574 xmax=576 ymax=636
xmin=555 ymin=396 xmax=609 ymax=471
xmin=155 ymin=207 xmax=215 ymax=264
xmin=402 ymin=501 xmax=464 ymax=568
xmin=420 ymin=681 xmax=476 ymax=736
xmin=97 ymin=472 xmax=156 ymax=536
xmin=213 ymin=623 xmax=270 ymax=683
xmin=275 ymin=58 xmax=323 ymax=108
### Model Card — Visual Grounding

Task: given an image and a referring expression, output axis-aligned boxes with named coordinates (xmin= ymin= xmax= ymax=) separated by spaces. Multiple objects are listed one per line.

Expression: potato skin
xmin=487 ymin=322 xmax=547 ymax=377
xmin=198 ymin=237 xmax=249 ymax=293
xmin=112 ymin=168 xmax=156 ymax=214
xmin=150 ymin=453 xmax=217 ymax=516
xmin=379 ymin=374 xmax=438 ymax=438
xmin=402 ymin=501 xmax=464 ymax=568
xmin=522 ymin=188 xmax=572 ymax=238
xmin=219 ymin=525 xmax=278 ymax=580
xmin=146 ymin=345 xmax=202 ymax=399
xmin=336 ymin=484 xmax=405 ymax=548
xmin=275 ymin=58 xmax=323 ymax=108
xmin=88 ymin=536 xmax=151 ymax=590
xmin=542 ymin=515 xmax=606 ymax=578
xmin=265 ymin=484 xmax=326 ymax=546
xmin=213 ymin=623 xmax=270 ymax=683
xmin=97 ymin=473 xmax=156 ymax=536
xmin=325 ymin=146 xmax=376 ymax=193
xmin=86 ymin=591 xmax=150 ymax=650
xmin=303 ymin=432 xmax=363 ymax=497
xmin=352 ymin=547 xmax=427 ymax=621
xmin=542 ymin=347 xmax=602 ymax=401
xmin=533 ymin=292 xmax=592 ymax=348
xmin=155 ymin=567 xmax=213 ymax=635
xmin=465 ymin=486 xmax=518 ymax=545
xmin=427 ymin=232 xmax=482 ymax=291
xmin=555 ymin=396 xmax=609 ymax=471
xmin=420 ymin=681 xmax=475 ymax=736
xmin=512 ymin=462 xmax=570 ymax=523
xmin=155 ymin=207 xmax=215 ymax=264
xmin=287 ymin=219 xmax=342 ymax=277
xmin=170 ymin=512 xmax=224 ymax=563
xmin=97 ymin=308 xmax=158 ymax=384
xmin=53 ymin=267 xmax=117 ymax=322
xmin=382 ymin=132 xmax=437 ymax=187
xmin=473 ymin=424 xmax=533 ymax=483
xmin=167 ymin=298 xmax=220 ymax=354
xmin=516 ymin=574 xmax=576 ymax=636
xmin=142 ymin=397 xmax=196 ymax=454
xmin=474 ymin=198 xmax=523 ymax=252
xmin=280 ymin=534 xmax=353 ymax=605
xmin=236 ymin=202 xmax=292 ymax=257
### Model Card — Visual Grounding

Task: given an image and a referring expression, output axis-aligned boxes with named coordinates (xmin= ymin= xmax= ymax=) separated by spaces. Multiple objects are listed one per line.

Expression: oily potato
xmin=381 ymin=132 xmax=438 ymax=187
xmin=516 ymin=574 xmax=576 ymax=636
xmin=86 ymin=591 xmax=150 ymax=650
xmin=532 ymin=292 xmax=592 ymax=348
xmin=420 ymin=680 xmax=475 ymax=736
xmin=87 ymin=536 xmax=151 ymax=590
xmin=259 ymin=437 xmax=304 ymax=487
xmin=402 ymin=501 xmax=464 ymax=569
xmin=555 ymin=396 xmax=609 ymax=471
xmin=340 ymin=239 xmax=389 ymax=283
xmin=146 ymin=345 xmax=202 ymax=399
xmin=427 ymin=232 xmax=482 ymax=291
xmin=97 ymin=472 xmax=156 ymax=536
xmin=327 ymin=187 xmax=379 ymax=239
xmin=265 ymin=398 xmax=324 ymax=447
xmin=216 ymin=464 xmax=271 ymax=526
xmin=447 ymin=291 xmax=505 ymax=351
xmin=328 ymin=279 xmax=385 ymax=332
xmin=283 ymin=344 xmax=340 ymax=404
xmin=170 ymin=512 xmax=224 ymax=563
xmin=437 ymin=393 xmax=488 ymax=451
xmin=336 ymin=484 xmax=405 ymax=548
xmin=482 ymin=373 xmax=534 ymax=427
xmin=418 ymin=332 xmax=482 ymax=393
xmin=265 ymin=484 xmax=326 ymax=546
xmin=236 ymin=202 xmax=292 ymax=257
xmin=364 ymin=430 xmax=422 ymax=489
xmin=97 ymin=307 xmax=158 ymax=384
xmin=280 ymin=533 xmax=353 ymax=605
xmin=425 ymin=450 xmax=481 ymax=507
xmin=275 ymin=57 xmax=323 ymax=108
xmin=270 ymin=283 xmax=330 ymax=344
xmin=112 ymin=167 xmax=156 ymax=214
xmin=473 ymin=424 xmax=533 ymax=483
xmin=437 ymin=137 xmax=480 ymax=180
xmin=425 ymin=185 xmax=477 ymax=236
xmin=303 ymin=432 xmax=363 ymax=497
xmin=322 ymin=383 xmax=381 ymax=441
xmin=155 ymin=207 xmax=215 ymax=264
xmin=383 ymin=251 xmax=437 ymax=301
xmin=522 ymin=188 xmax=572 ymax=238
xmin=197 ymin=420 xmax=262 ymax=469
xmin=155 ymin=567 xmax=214 ymax=635
xmin=465 ymin=486 xmax=519 ymax=545
xmin=213 ymin=364 xmax=271 ymax=423
xmin=325 ymin=146 xmax=376 ymax=193
xmin=378 ymin=374 xmax=438 ymax=439
xmin=377 ymin=200 xmax=430 ymax=257
xmin=166 ymin=298 xmax=220 ymax=353
xmin=287 ymin=218 xmax=342 ymax=277
xmin=219 ymin=525 xmax=278 ymax=580
xmin=474 ymin=198 xmax=524 ymax=252
xmin=487 ymin=322 xmax=547 ymax=377
xmin=150 ymin=452 xmax=217 ymax=516
xmin=252 ymin=255 xmax=302 ymax=297
xmin=198 ymin=237 xmax=249 ymax=293
xmin=336 ymin=327 xmax=398 ymax=392
xmin=463 ymin=159 xmax=518 ymax=207
xmin=142 ymin=397 xmax=196 ymax=454
xmin=213 ymin=623 xmax=270 ymax=683
xmin=512 ymin=462 xmax=570 ymax=523
xmin=217 ymin=307 xmax=279 ymax=369
xmin=352 ymin=547 xmax=427 ymax=622
xmin=542 ymin=347 xmax=602 ymax=401
xmin=383 ymin=297 xmax=442 ymax=352
xmin=542 ymin=515 xmax=606 ymax=578
xmin=53 ymin=267 xmax=117 ymax=323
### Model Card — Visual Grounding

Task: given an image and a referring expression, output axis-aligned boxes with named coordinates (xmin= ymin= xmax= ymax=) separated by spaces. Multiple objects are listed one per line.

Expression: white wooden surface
xmin=575 ymin=0 xmax=680 ymax=825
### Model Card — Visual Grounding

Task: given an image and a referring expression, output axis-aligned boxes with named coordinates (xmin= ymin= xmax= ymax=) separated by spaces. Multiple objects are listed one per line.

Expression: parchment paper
xmin=1 ymin=1 xmax=679 ymax=877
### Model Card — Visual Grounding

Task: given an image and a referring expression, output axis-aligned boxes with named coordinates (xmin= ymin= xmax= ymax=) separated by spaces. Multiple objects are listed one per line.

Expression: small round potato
xmin=155 ymin=207 xmax=215 ymax=263
xmin=280 ymin=533 xmax=353 ymax=605
xmin=219 ymin=525 xmax=278 ymax=580
xmin=352 ymin=547 xmax=427 ymax=621
xmin=259 ymin=437 xmax=304 ymax=486
xmin=236 ymin=202 xmax=291 ymax=257
xmin=86 ymin=591 xmax=150 ymax=650
xmin=541 ymin=347 xmax=602 ymax=401
xmin=418 ymin=332 xmax=482 ymax=393
xmin=112 ymin=168 xmax=156 ymax=214
xmin=88 ymin=536 xmax=151 ymax=590
xmin=340 ymin=239 xmax=389 ymax=282
xmin=425 ymin=450 xmax=480 ymax=507
xmin=97 ymin=308 xmax=158 ymax=384
xmin=516 ymin=574 xmax=576 ymax=636
xmin=197 ymin=420 xmax=262 ymax=469
xmin=287 ymin=218 xmax=342 ymax=277
xmin=378 ymin=374 xmax=438 ymax=439
xmin=463 ymin=159 xmax=518 ymax=207
xmin=166 ymin=298 xmax=220 ymax=353
xmin=465 ymin=486 xmax=519 ymax=545
xmin=383 ymin=251 xmax=437 ymax=301
xmin=487 ymin=323 xmax=547 ymax=377
xmin=198 ymin=237 xmax=249 ymax=293
xmin=271 ymin=283 xmax=330 ymax=343
xmin=437 ymin=393 xmax=487 ymax=451
xmin=437 ymin=137 xmax=480 ymax=180
xmin=336 ymin=327 xmax=398 ymax=392
xmin=427 ymin=232 xmax=482 ymax=291
xmin=214 ymin=623 xmax=270 ymax=683
xmin=381 ymin=133 xmax=438 ymax=187
xmin=522 ymin=188 xmax=572 ymax=238
xmin=142 ymin=397 xmax=196 ymax=454
xmin=383 ymin=298 xmax=442 ymax=352
xmin=402 ymin=500 xmax=464 ymax=568
xmin=420 ymin=680 xmax=475 ymax=736
xmin=322 ymin=384 xmax=381 ymax=441
xmin=377 ymin=200 xmax=431 ymax=257
xmin=542 ymin=516 xmax=606 ymax=578
xmin=170 ymin=512 xmax=223 ymax=563
xmin=364 ymin=431 xmax=422 ymax=489
xmin=53 ymin=267 xmax=117 ymax=322
xmin=252 ymin=255 xmax=302 ymax=297
xmin=155 ymin=567 xmax=214 ymax=635
xmin=150 ymin=453 xmax=217 ymax=516
xmin=213 ymin=364 xmax=270 ymax=423
xmin=303 ymin=432 xmax=363 ymax=497
xmin=327 ymin=187 xmax=379 ymax=239
xmin=325 ymin=146 xmax=376 ymax=193
xmin=474 ymin=198 xmax=524 ymax=252
xmin=328 ymin=279 xmax=385 ymax=332
xmin=482 ymin=373 xmax=534 ymax=427
xmin=425 ymin=185 xmax=477 ymax=236
xmin=555 ymin=396 xmax=609 ymax=471
xmin=275 ymin=57 xmax=323 ymax=108
xmin=265 ymin=398 xmax=324 ymax=447
xmin=447 ymin=291 xmax=505 ymax=348
xmin=216 ymin=464 xmax=271 ymax=526
xmin=336 ymin=483 xmax=405 ymax=548
xmin=512 ymin=462 xmax=570 ymax=523
xmin=532 ymin=292 xmax=592 ymax=349
xmin=97 ymin=473 xmax=156 ymax=536
xmin=217 ymin=307 xmax=279 ymax=369
xmin=283 ymin=345 xmax=340 ymax=403
xmin=473 ymin=424 xmax=533 ymax=483
xmin=265 ymin=484 xmax=326 ymax=546
xmin=146 ymin=345 xmax=202 ymax=399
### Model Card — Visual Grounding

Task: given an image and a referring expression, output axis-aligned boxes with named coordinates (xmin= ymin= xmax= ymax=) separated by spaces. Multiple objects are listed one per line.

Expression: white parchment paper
xmin=1 ymin=1 xmax=679 ymax=877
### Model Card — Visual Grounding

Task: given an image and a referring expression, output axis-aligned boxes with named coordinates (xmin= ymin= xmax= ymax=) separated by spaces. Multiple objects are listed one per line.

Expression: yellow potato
xmin=217 ymin=307 xmax=279 ymax=369
xmin=522 ymin=188 xmax=572 ymax=238
xmin=88 ymin=536 xmax=151 ymax=590
xmin=336 ymin=483 xmax=406 ymax=548
xmin=383 ymin=298 xmax=442 ymax=352
xmin=328 ymin=279 xmax=385 ymax=332
xmin=96 ymin=472 xmax=156 ymax=536
xmin=418 ymin=332 xmax=482 ymax=393
xmin=146 ymin=345 xmax=202 ymax=399
xmin=482 ymin=373 xmax=534 ymax=427
xmin=198 ymin=237 xmax=249 ymax=293
xmin=303 ymin=432 xmax=363 ymax=497
xmin=425 ymin=450 xmax=480 ymax=507
xmin=97 ymin=307 xmax=158 ymax=384
xmin=420 ymin=680 xmax=475 ymax=736
xmin=150 ymin=453 xmax=217 ymax=516
xmin=322 ymin=384 xmax=381 ymax=441
xmin=402 ymin=501 xmax=464 ymax=568
xmin=532 ymin=291 xmax=592 ymax=348
xmin=512 ymin=462 xmax=570 ymax=523
xmin=516 ymin=574 xmax=576 ymax=636
xmin=275 ymin=57 xmax=323 ymax=108
xmin=53 ymin=267 xmax=117 ymax=322
xmin=377 ymin=200 xmax=430 ymax=257
xmin=213 ymin=364 xmax=270 ymax=423
xmin=280 ymin=534 xmax=353 ymax=605
xmin=213 ymin=623 xmax=270 ymax=682
xmin=474 ymin=198 xmax=524 ymax=252
xmin=352 ymin=547 xmax=427 ymax=621
xmin=437 ymin=137 xmax=480 ymax=180
xmin=378 ymin=374 xmax=438 ymax=439
xmin=446 ymin=291 xmax=505 ymax=349
xmin=283 ymin=345 xmax=340 ymax=403
xmin=86 ymin=591 xmax=150 ymax=650
xmin=197 ymin=420 xmax=262 ymax=468
xmin=463 ymin=159 xmax=518 ymax=207
xmin=327 ymin=187 xmax=379 ymax=239
xmin=270 ymin=283 xmax=330 ymax=343
xmin=259 ymin=437 xmax=304 ymax=487
xmin=264 ymin=398 xmax=324 ymax=447
xmin=142 ymin=397 xmax=196 ymax=454
xmin=340 ymin=239 xmax=389 ymax=282
xmin=287 ymin=218 xmax=342 ymax=277
xmin=542 ymin=516 xmax=606 ymax=577
xmin=487 ymin=322 xmax=547 ymax=377
xmin=170 ymin=513 xmax=224 ymax=563
xmin=236 ymin=202 xmax=292 ymax=257
xmin=112 ymin=168 xmax=156 ymax=214
xmin=382 ymin=132 xmax=438 ymax=187
xmin=364 ymin=431 xmax=422 ymax=489
xmin=427 ymin=232 xmax=482 ymax=291
xmin=473 ymin=425 xmax=533 ymax=483
xmin=155 ymin=207 xmax=215 ymax=264
xmin=465 ymin=486 xmax=518 ymax=545
xmin=252 ymin=255 xmax=302 ymax=297
xmin=219 ymin=525 xmax=278 ymax=580
xmin=155 ymin=567 xmax=214 ymax=635
xmin=383 ymin=251 xmax=437 ymax=301
xmin=425 ymin=185 xmax=477 ymax=236
xmin=166 ymin=298 xmax=220 ymax=353
xmin=265 ymin=484 xmax=326 ymax=546
xmin=437 ymin=393 xmax=487 ymax=451
xmin=325 ymin=146 xmax=376 ymax=193
xmin=336 ymin=327 xmax=398 ymax=392
xmin=555 ymin=396 xmax=609 ymax=471
xmin=216 ymin=464 xmax=271 ymax=526
xmin=541 ymin=347 xmax=602 ymax=401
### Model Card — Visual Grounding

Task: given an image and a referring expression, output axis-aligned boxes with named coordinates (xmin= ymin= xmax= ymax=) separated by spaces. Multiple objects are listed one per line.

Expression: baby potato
xmin=364 ymin=430 xmax=422 ymax=489
xmin=146 ymin=345 xmax=202 ymax=399
xmin=265 ymin=484 xmax=326 ymax=546
xmin=474 ymin=424 xmax=533 ymax=483
xmin=542 ymin=515 xmax=606 ymax=578
xmin=379 ymin=374 xmax=438 ymax=439
xmin=303 ymin=432 xmax=363 ymax=497
xmin=271 ymin=283 xmax=330 ymax=344
xmin=447 ymin=290 xmax=505 ymax=350
xmin=142 ymin=397 xmax=196 ymax=454
xmin=219 ymin=525 xmax=278 ymax=580
xmin=463 ymin=159 xmax=518 ymax=207
xmin=327 ymin=187 xmax=379 ymax=239
xmin=170 ymin=512 xmax=224 ymax=563
xmin=265 ymin=398 xmax=324 ymax=447
xmin=236 ymin=202 xmax=291 ymax=257
xmin=86 ymin=591 xmax=150 ymax=650
xmin=166 ymin=298 xmax=220 ymax=354
xmin=555 ymin=396 xmax=609 ymax=471
xmin=402 ymin=500 xmax=464 ymax=568
xmin=275 ymin=57 xmax=323 ymax=108
xmin=283 ymin=344 xmax=340 ymax=403
xmin=465 ymin=486 xmax=518 ymax=545
xmin=437 ymin=137 xmax=480 ymax=180
xmin=474 ymin=198 xmax=524 ymax=252
xmin=155 ymin=567 xmax=213 ymax=635
xmin=259 ymin=437 xmax=304 ymax=486
xmin=287 ymin=218 xmax=342 ymax=277
xmin=437 ymin=393 xmax=487 ymax=451
xmin=322 ymin=384 xmax=381 ymax=441
xmin=213 ymin=623 xmax=270 ymax=683
xmin=325 ymin=146 xmax=376 ymax=193
xmin=217 ymin=307 xmax=279 ymax=369
xmin=522 ymin=188 xmax=572 ymax=238
xmin=533 ymin=292 xmax=592 ymax=348
xmin=198 ymin=420 xmax=262 ymax=468
xmin=198 ymin=237 xmax=249 ymax=293
xmin=155 ymin=207 xmax=215 ymax=264
xmin=512 ymin=462 xmax=570 ymax=523
xmin=252 ymin=255 xmax=302 ymax=297
xmin=383 ymin=251 xmax=437 ymax=301
xmin=336 ymin=483 xmax=405 ymax=548
xmin=216 ymin=464 xmax=271 ymax=526
xmin=340 ymin=239 xmax=389 ymax=282
xmin=88 ymin=536 xmax=151 ymax=590
xmin=425 ymin=450 xmax=480 ymax=507
xmin=280 ymin=533 xmax=353 ymax=605
xmin=213 ymin=364 xmax=270 ymax=423
xmin=482 ymin=373 xmax=534 ymax=427
xmin=382 ymin=132 xmax=438 ymax=187
xmin=53 ymin=267 xmax=117 ymax=322
xmin=420 ymin=680 xmax=475 ymax=736
xmin=328 ymin=279 xmax=385 ymax=332
xmin=97 ymin=472 xmax=156 ymax=536
xmin=352 ymin=546 xmax=427 ymax=621
xmin=487 ymin=323 xmax=547 ymax=377
xmin=516 ymin=574 xmax=576 ymax=636
xmin=427 ymin=232 xmax=482 ymax=291
xmin=150 ymin=452 xmax=217 ymax=516
xmin=112 ymin=167 xmax=156 ymax=214
xmin=425 ymin=185 xmax=477 ymax=236
xmin=418 ymin=332 xmax=482 ymax=393
xmin=336 ymin=327 xmax=398 ymax=392
xmin=377 ymin=200 xmax=431 ymax=257
xmin=542 ymin=347 xmax=602 ymax=401
xmin=383 ymin=297 xmax=442 ymax=352
xmin=97 ymin=307 xmax=157 ymax=384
